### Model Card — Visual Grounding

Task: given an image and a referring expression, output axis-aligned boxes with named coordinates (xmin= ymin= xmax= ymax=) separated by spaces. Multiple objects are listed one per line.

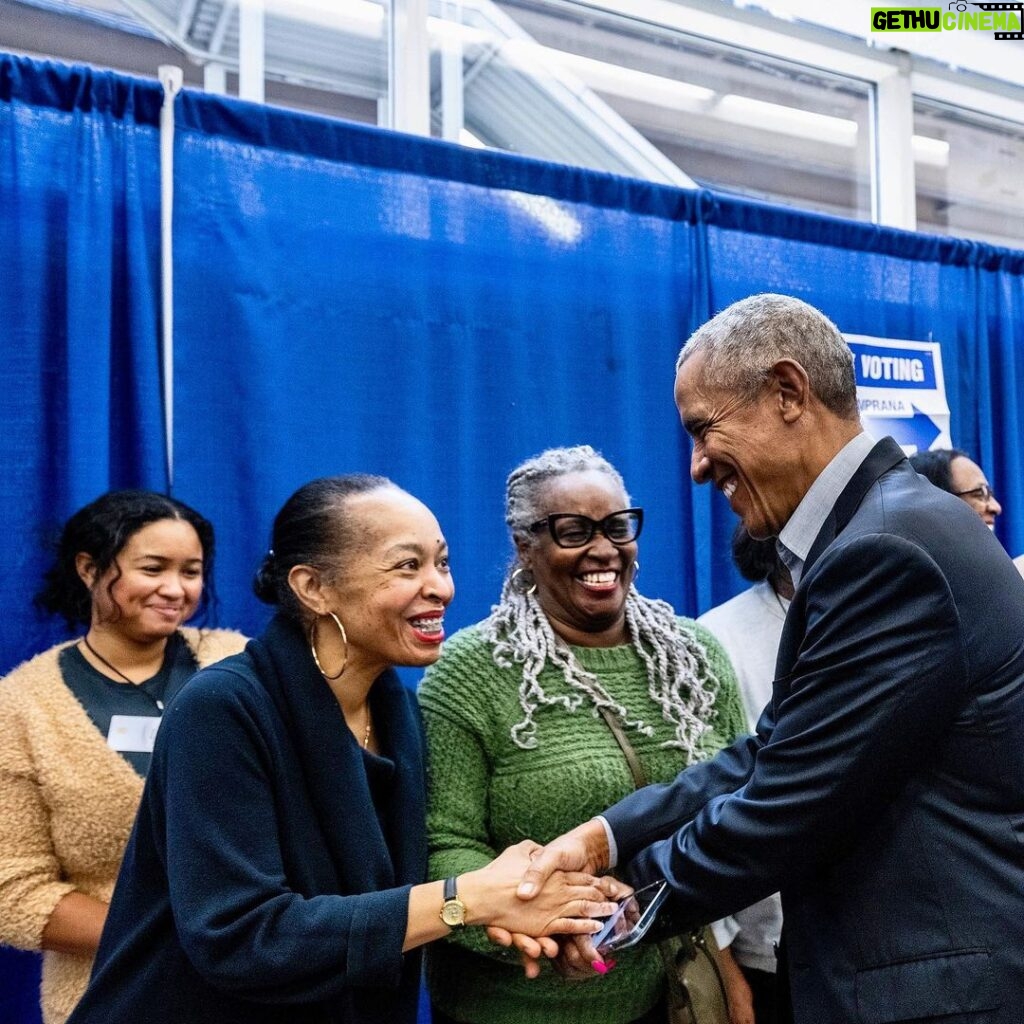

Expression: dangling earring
xmin=632 ymin=559 xmax=640 ymax=577
xmin=510 ymin=567 xmax=537 ymax=595
xmin=309 ymin=612 xmax=349 ymax=680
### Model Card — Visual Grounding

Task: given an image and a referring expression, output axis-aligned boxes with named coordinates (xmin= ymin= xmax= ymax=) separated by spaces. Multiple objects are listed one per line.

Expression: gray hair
xmin=486 ymin=445 xmax=721 ymax=756
xmin=677 ymin=294 xmax=858 ymax=418
xmin=505 ymin=445 xmax=629 ymax=543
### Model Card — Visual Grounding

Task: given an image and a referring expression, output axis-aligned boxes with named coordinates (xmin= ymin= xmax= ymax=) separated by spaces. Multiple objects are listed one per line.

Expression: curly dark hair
xmin=34 ymin=490 xmax=216 ymax=631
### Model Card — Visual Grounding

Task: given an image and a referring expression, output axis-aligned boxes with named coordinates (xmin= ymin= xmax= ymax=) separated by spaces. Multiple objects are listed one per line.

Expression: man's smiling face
xmin=675 ymin=351 xmax=804 ymax=540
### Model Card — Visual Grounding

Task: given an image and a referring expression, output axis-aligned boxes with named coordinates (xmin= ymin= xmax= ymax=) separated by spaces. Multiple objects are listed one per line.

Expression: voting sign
xmin=845 ymin=335 xmax=950 ymax=454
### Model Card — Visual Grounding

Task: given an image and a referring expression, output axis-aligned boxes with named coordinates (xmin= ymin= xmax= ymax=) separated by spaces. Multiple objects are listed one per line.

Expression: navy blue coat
xmin=605 ymin=439 xmax=1024 ymax=1024
xmin=68 ymin=614 xmax=428 ymax=1024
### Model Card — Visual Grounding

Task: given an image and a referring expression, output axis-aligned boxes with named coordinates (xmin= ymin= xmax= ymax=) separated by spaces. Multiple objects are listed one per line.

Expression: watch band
xmin=440 ymin=875 xmax=467 ymax=928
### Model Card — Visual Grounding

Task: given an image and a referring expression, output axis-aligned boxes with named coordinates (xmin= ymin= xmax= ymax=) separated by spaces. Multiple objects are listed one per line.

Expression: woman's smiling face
xmin=517 ymin=470 xmax=637 ymax=647
xmin=319 ymin=488 xmax=455 ymax=676
xmin=84 ymin=518 xmax=205 ymax=642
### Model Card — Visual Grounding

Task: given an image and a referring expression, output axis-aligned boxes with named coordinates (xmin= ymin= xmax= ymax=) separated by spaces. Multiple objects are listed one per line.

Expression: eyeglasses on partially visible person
xmin=955 ymin=483 xmax=997 ymax=505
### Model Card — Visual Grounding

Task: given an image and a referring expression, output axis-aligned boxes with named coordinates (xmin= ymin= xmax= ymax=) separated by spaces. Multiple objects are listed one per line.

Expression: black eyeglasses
xmin=529 ymin=508 xmax=643 ymax=549
xmin=955 ymin=484 xmax=997 ymax=504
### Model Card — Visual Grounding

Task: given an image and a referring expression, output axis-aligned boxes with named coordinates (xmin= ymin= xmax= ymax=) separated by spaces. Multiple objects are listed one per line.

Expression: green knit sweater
xmin=418 ymin=620 xmax=746 ymax=1024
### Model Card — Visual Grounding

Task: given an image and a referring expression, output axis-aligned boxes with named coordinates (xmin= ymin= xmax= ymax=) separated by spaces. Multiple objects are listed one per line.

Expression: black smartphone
xmin=592 ymin=880 xmax=670 ymax=955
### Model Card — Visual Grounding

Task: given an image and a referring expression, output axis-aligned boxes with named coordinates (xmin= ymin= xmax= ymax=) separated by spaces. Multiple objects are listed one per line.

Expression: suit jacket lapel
xmin=774 ymin=436 xmax=907 ymax=688
xmin=802 ymin=436 xmax=907 ymax=578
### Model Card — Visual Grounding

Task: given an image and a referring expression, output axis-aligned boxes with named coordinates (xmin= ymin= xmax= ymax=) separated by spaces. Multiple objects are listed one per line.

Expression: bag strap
xmin=596 ymin=707 xmax=685 ymax=994
xmin=597 ymin=706 xmax=721 ymax=1022
xmin=597 ymin=706 xmax=648 ymax=788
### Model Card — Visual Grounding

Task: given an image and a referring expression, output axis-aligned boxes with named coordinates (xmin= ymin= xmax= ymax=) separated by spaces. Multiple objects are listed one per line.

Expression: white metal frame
xmin=439 ymin=0 xmax=466 ymax=141
xmin=388 ymin=0 xmax=431 ymax=134
xmin=238 ymin=0 xmax=265 ymax=103
xmin=874 ymin=59 xmax=916 ymax=230
xmin=158 ymin=64 xmax=184 ymax=487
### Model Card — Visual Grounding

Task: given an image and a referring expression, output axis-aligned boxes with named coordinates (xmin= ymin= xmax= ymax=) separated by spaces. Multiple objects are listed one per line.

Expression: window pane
xmin=914 ymin=99 xmax=1024 ymax=248
xmin=429 ymin=0 xmax=873 ymax=219
xmin=426 ymin=0 xmax=689 ymax=185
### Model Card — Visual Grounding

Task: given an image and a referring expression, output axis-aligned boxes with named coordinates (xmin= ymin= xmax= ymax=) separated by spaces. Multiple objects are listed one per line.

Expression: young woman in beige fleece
xmin=0 ymin=490 xmax=246 ymax=1024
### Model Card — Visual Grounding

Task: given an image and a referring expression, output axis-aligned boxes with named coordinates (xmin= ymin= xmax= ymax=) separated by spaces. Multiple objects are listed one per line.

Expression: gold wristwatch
xmin=439 ymin=876 xmax=467 ymax=928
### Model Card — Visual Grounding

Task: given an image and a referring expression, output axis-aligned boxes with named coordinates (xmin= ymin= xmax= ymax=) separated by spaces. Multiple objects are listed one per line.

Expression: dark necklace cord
xmin=80 ymin=634 xmax=165 ymax=711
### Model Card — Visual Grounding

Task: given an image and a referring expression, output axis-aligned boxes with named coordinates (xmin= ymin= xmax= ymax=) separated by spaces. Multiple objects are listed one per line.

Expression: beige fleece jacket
xmin=0 ymin=627 xmax=247 ymax=1024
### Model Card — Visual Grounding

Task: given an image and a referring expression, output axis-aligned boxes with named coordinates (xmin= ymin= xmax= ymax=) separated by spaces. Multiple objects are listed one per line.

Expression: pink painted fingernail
xmin=591 ymin=961 xmax=609 ymax=975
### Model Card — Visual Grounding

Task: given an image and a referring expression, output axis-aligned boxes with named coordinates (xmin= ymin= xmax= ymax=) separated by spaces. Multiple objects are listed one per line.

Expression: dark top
xmin=67 ymin=614 xmax=428 ymax=1024
xmin=59 ymin=633 xmax=198 ymax=776
xmin=605 ymin=439 xmax=1024 ymax=1024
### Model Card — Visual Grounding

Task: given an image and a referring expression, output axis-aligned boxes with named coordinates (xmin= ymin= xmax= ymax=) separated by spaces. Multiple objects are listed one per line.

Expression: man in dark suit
xmin=515 ymin=294 xmax=1024 ymax=1023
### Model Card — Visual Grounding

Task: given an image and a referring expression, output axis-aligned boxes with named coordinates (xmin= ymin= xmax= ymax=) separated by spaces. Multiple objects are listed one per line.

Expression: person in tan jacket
xmin=0 ymin=490 xmax=246 ymax=1024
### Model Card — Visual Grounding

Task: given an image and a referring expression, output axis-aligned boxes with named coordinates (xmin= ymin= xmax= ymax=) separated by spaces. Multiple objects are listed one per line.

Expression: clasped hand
xmin=478 ymin=825 xmax=619 ymax=978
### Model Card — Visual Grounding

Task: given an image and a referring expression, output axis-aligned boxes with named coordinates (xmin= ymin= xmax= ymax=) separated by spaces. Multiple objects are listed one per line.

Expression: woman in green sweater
xmin=419 ymin=445 xmax=748 ymax=1024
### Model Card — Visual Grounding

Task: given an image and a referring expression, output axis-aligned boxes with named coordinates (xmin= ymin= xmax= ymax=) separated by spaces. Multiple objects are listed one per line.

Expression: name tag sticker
xmin=107 ymin=715 xmax=161 ymax=753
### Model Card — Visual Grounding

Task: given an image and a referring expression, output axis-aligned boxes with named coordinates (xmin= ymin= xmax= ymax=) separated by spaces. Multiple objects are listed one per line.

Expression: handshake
xmin=454 ymin=820 xmax=629 ymax=978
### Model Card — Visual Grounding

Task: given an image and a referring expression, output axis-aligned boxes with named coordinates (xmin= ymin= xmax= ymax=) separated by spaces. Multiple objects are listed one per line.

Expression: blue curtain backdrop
xmin=0 ymin=55 xmax=166 ymax=1024
xmin=167 ymin=93 xmax=1024 ymax=639
xmin=170 ymin=93 xmax=710 ymax=646
xmin=4 ymin=48 xmax=1023 ymax=673
xmin=0 ymin=57 xmax=167 ymax=666
xmin=4 ymin=52 xmax=1024 ymax=1023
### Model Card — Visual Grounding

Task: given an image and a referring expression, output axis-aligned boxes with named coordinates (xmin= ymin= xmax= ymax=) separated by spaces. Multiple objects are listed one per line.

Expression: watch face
xmin=441 ymin=900 xmax=466 ymax=926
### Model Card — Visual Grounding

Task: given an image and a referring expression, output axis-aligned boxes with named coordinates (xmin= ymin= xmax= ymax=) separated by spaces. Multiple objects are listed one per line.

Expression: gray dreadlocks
xmin=482 ymin=445 xmax=721 ymax=757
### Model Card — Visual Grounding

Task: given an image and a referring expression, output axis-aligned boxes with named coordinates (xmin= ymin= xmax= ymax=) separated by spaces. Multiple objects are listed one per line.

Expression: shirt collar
xmin=776 ymin=431 xmax=875 ymax=588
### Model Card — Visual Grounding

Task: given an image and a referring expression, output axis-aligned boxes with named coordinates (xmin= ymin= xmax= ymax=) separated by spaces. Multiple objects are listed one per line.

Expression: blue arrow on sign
xmin=864 ymin=406 xmax=942 ymax=452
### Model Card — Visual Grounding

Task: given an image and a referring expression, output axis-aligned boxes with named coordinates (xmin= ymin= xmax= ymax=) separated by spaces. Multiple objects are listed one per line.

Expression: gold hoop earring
xmin=510 ymin=567 xmax=537 ymax=596
xmin=309 ymin=612 xmax=349 ymax=680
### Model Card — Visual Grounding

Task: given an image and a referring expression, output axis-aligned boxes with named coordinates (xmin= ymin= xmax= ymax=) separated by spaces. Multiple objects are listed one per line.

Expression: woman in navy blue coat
xmin=68 ymin=475 xmax=619 ymax=1024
